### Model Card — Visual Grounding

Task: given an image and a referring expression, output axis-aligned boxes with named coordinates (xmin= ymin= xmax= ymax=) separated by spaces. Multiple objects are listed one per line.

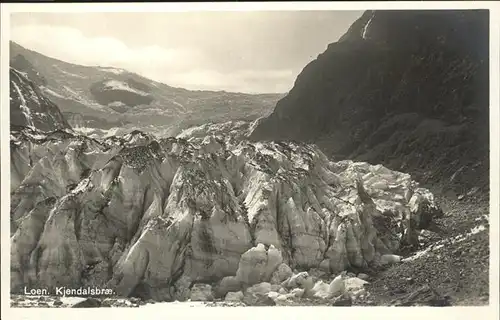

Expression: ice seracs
xmin=10 ymin=68 xmax=70 ymax=132
xmin=10 ymin=127 xmax=443 ymax=302
xmin=362 ymin=12 xmax=375 ymax=39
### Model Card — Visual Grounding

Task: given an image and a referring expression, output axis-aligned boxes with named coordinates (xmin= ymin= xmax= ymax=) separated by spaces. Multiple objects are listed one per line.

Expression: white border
xmin=0 ymin=1 xmax=497 ymax=12
xmin=1 ymin=2 xmax=499 ymax=320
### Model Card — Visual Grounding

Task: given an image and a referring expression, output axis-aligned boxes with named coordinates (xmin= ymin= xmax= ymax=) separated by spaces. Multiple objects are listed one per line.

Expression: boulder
xmin=344 ymin=277 xmax=369 ymax=298
xmin=215 ymin=276 xmax=241 ymax=298
xmin=291 ymin=288 xmax=305 ymax=298
xmin=242 ymin=291 xmax=276 ymax=306
xmin=265 ymin=246 xmax=284 ymax=280
xmin=189 ymin=284 xmax=214 ymax=302
xmin=242 ymin=282 xmax=275 ymax=306
xmin=275 ymin=293 xmax=295 ymax=302
xmin=345 ymin=277 xmax=369 ymax=290
xmin=254 ymin=295 xmax=277 ymax=306
xmin=270 ymin=284 xmax=281 ymax=292
xmin=284 ymin=272 xmax=314 ymax=292
xmin=71 ymin=298 xmax=102 ymax=308
xmin=225 ymin=291 xmax=244 ymax=302
xmin=409 ymin=188 xmax=443 ymax=229
xmin=267 ymin=291 xmax=280 ymax=300
xmin=328 ymin=274 xmax=346 ymax=297
xmin=311 ymin=280 xmax=331 ymax=299
xmin=247 ymin=282 xmax=273 ymax=295
xmin=172 ymin=275 xmax=192 ymax=301
xmin=270 ymin=263 xmax=293 ymax=285
xmin=234 ymin=244 xmax=283 ymax=287
xmin=53 ymin=300 xmax=63 ymax=306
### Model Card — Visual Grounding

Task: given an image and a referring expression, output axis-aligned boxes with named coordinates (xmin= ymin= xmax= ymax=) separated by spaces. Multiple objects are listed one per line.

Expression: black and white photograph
xmin=1 ymin=2 xmax=498 ymax=319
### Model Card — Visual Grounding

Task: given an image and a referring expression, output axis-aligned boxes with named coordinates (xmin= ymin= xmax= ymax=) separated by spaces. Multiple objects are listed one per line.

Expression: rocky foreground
xmin=10 ymin=125 xmax=451 ymax=307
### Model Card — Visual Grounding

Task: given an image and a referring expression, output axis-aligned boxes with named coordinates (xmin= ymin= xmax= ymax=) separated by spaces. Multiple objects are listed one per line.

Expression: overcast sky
xmin=10 ymin=11 xmax=363 ymax=93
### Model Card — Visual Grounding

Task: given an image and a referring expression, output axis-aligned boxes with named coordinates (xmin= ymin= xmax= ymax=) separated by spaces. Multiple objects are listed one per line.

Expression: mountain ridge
xmin=10 ymin=67 xmax=71 ymax=132
xmin=250 ymin=10 xmax=489 ymax=194
xmin=10 ymin=41 xmax=284 ymax=136
xmin=11 ymin=41 xmax=284 ymax=96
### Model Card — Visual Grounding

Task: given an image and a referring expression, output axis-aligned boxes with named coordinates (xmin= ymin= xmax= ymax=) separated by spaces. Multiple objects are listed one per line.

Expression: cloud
xmin=11 ymin=25 xmax=201 ymax=70
xmin=10 ymin=24 xmax=295 ymax=93
xmin=167 ymin=69 xmax=296 ymax=93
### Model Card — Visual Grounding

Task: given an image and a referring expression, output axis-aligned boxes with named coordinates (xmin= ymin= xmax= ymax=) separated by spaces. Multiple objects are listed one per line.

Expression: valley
xmin=8 ymin=9 xmax=491 ymax=308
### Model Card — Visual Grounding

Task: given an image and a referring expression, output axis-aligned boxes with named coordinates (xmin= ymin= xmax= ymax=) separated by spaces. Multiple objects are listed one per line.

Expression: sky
xmin=10 ymin=11 xmax=363 ymax=94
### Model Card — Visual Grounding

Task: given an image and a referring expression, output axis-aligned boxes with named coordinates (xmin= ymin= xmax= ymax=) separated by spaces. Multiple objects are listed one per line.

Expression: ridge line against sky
xmin=10 ymin=11 xmax=363 ymax=94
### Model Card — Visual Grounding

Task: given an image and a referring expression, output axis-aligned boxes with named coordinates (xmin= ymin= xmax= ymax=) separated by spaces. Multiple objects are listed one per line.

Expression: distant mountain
xmin=10 ymin=67 xmax=70 ymax=132
xmin=250 ymin=10 xmax=489 ymax=193
xmin=10 ymin=42 xmax=284 ymax=135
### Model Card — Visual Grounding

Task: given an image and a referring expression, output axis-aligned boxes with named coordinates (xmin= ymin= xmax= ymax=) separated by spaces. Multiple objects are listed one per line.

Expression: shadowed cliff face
xmin=11 ymin=126 xmax=442 ymax=301
xmin=249 ymin=10 xmax=489 ymax=193
xmin=10 ymin=68 xmax=71 ymax=132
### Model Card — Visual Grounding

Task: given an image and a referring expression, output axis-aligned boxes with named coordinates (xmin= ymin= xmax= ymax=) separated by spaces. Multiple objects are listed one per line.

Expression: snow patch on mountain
xmin=72 ymin=126 xmax=124 ymax=139
xmin=169 ymin=99 xmax=187 ymax=113
xmin=103 ymin=80 xmax=149 ymax=96
xmin=10 ymin=67 xmax=70 ymax=131
xmin=362 ymin=13 xmax=375 ymax=39
xmin=63 ymin=85 xmax=79 ymax=96
xmin=11 ymin=80 xmax=35 ymax=128
xmin=54 ymin=65 xmax=86 ymax=78
xmin=99 ymin=67 xmax=126 ymax=75
xmin=108 ymin=101 xmax=127 ymax=107
xmin=62 ymin=85 xmax=112 ymax=111
xmin=41 ymin=86 xmax=66 ymax=99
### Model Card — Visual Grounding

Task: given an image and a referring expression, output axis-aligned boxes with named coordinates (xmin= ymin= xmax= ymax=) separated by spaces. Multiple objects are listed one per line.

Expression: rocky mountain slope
xmin=10 ymin=67 xmax=70 ymax=132
xmin=11 ymin=125 xmax=444 ymax=302
xmin=249 ymin=10 xmax=489 ymax=195
xmin=10 ymin=42 xmax=283 ymax=134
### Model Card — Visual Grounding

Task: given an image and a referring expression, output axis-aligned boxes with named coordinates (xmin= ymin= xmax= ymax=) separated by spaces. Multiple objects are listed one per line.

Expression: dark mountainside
xmin=250 ymin=10 xmax=489 ymax=196
xmin=10 ymin=67 xmax=71 ymax=132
